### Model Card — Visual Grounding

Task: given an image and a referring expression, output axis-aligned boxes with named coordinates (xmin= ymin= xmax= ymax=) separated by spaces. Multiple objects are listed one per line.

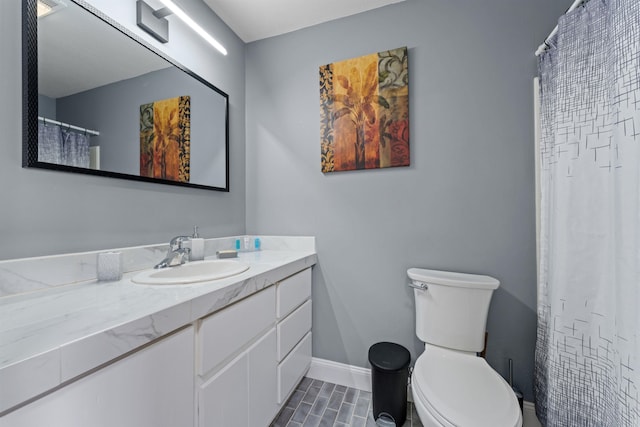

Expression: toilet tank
xmin=407 ymin=268 xmax=499 ymax=353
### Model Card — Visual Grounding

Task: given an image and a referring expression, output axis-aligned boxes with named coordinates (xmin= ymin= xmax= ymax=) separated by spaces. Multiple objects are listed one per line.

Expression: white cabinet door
xmin=248 ymin=327 xmax=277 ymax=427
xmin=199 ymin=327 xmax=278 ymax=427
xmin=199 ymin=352 xmax=249 ymax=427
xmin=1 ymin=327 xmax=194 ymax=427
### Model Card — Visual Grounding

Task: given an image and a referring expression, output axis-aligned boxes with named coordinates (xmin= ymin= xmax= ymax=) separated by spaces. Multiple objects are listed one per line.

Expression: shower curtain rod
xmin=535 ymin=0 xmax=586 ymax=56
xmin=38 ymin=116 xmax=100 ymax=136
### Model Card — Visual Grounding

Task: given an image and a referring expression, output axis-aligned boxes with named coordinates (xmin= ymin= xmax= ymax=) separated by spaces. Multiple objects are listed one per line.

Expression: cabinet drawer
xmin=277 ymin=268 xmax=311 ymax=319
xmin=277 ymin=300 xmax=311 ymax=362
xmin=199 ymin=286 xmax=275 ymax=376
xmin=277 ymin=332 xmax=312 ymax=404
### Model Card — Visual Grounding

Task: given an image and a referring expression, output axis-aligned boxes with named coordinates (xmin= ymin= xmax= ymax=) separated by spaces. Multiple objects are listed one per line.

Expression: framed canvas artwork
xmin=320 ymin=47 xmax=409 ymax=173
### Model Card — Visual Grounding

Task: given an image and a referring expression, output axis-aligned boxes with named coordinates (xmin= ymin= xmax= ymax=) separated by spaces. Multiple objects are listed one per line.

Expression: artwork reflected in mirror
xmin=140 ymin=95 xmax=191 ymax=182
xmin=24 ymin=0 xmax=229 ymax=191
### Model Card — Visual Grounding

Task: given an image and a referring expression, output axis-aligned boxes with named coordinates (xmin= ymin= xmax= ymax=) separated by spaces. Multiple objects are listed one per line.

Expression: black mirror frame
xmin=22 ymin=0 xmax=230 ymax=192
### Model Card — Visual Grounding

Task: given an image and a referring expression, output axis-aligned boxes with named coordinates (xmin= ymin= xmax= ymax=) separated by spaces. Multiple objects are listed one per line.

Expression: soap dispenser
xmin=190 ymin=226 xmax=205 ymax=261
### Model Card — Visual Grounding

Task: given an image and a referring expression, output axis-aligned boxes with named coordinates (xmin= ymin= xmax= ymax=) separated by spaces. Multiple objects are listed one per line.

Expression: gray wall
xmin=38 ymin=94 xmax=56 ymax=118
xmin=57 ymin=67 xmax=227 ymax=187
xmin=2 ymin=0 xmax=573 ymax=403
xmin=246 ymin=0 xmax=571 ymax=400
xmin=1 ymin=0 xmax=245 ymax=260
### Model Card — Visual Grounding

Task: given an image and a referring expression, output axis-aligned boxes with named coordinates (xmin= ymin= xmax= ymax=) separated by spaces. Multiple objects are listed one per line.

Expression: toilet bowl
xmin=411 ymin=344 xmax=522 ymax=427
xmin=407 ymin=268 xmax=522 ymax=427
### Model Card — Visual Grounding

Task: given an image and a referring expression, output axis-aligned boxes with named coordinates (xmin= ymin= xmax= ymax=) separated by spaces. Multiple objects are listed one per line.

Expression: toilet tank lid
xmin=407 ymin=268 xmax=499 ymax=290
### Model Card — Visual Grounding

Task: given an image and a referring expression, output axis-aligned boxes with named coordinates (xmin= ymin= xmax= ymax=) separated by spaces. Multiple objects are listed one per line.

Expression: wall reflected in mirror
xmin=25 ymin=0 xmax=229 ymax=191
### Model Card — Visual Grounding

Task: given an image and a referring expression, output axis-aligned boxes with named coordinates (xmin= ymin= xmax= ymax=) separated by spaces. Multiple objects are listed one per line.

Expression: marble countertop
xmin=0 ymin=246 xmax=317 ymax=415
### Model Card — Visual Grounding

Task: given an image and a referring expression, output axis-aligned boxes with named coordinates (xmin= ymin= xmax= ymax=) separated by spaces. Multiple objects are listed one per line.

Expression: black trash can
xmin=368 ymin=342 xmax=411 ymax=427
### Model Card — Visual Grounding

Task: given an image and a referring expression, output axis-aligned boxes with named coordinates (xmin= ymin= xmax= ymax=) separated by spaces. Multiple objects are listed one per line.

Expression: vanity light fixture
xmin=37 ymin=0 xmax=66 ymax=18
xmin=136 ymin=0 xmax=227 ymax=56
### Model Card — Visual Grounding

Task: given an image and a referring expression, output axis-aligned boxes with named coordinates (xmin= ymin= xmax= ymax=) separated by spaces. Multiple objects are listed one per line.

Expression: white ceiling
xmin=202 ymin=0 xmax=406 ymax=42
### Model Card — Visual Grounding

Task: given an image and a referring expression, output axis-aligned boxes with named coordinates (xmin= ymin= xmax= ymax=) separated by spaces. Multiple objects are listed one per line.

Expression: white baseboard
xmin=306 ymin=357 xmax=542 ymax=427
xmin=306 ymin=357 xmax=372 ymax=392
xmin=523 ymin=401 xmax=541 ymax=427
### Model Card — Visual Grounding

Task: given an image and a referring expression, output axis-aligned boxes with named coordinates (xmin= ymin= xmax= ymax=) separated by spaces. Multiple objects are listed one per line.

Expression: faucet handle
xmin=169 ymin=235 xmax=191 ymax=251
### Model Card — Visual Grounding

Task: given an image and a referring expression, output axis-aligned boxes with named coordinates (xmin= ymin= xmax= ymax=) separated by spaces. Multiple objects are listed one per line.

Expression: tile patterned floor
xmin=271 ymin=377 xmax=423 ymax=427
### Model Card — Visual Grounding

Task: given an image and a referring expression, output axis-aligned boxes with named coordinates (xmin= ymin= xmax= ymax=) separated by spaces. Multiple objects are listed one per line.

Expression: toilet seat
xmin=412 ymin=345 xmax=522 ymax=427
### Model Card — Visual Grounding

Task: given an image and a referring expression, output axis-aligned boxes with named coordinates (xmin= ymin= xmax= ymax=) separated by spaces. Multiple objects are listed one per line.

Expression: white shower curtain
xmin=535 ymin=0 xmax=640 ymax=425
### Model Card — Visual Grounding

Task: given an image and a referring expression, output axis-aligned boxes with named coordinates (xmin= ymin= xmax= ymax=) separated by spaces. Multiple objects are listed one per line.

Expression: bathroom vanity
xmin=0 ymin=236 xmax=316 ymax=427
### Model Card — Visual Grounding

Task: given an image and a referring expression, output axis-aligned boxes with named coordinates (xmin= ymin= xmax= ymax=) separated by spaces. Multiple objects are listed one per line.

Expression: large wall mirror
xmin=22 ymin=0 xmax=229 ymax=191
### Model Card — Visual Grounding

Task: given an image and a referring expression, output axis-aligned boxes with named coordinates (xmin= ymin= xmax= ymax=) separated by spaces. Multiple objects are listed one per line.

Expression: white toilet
xmin=407 ymin=268 xmax=522 ymax=427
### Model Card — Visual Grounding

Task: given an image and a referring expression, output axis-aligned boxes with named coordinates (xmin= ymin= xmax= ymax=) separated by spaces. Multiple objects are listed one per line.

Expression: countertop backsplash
xmin=0 ymin=236 xmax=314 ymax=298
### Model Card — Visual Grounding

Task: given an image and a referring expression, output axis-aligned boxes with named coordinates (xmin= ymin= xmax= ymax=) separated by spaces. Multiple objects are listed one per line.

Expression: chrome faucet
xmin=154 ymin=235 xmax=191 ymax=269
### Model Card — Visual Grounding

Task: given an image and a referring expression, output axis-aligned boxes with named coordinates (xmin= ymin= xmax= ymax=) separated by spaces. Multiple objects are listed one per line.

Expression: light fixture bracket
xmin=153 ymin=7 xmax=173 ymax=19
xmin=136 ymin=0 xmax=169 ymax=43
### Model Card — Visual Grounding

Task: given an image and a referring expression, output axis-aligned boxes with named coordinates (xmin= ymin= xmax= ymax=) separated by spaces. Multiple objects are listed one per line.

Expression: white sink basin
xmin=132 ymin=260 xmax=250 ymax=285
